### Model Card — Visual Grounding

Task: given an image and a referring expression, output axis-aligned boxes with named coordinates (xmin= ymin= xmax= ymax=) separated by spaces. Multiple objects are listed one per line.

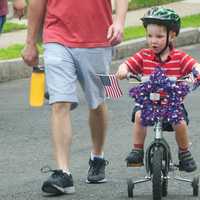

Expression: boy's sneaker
xmin=179 ymin=150 xmax=197 ymax=172
xmin=86 ymin=157 xmax=108 ymax=184
xmin=41 ymin=169 xmax=75 ymax=195
xmin=126 ymin=149 xmax=144 ymax=167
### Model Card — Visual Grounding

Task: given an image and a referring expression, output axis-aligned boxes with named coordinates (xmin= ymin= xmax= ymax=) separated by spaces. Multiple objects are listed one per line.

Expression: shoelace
xmin=41 ymin=165 xmax=54 ymax=173
xmin=40 ymin=165 xmax=66 ymax=178
xmin=90 ymin=160 xmax=109 ymax=175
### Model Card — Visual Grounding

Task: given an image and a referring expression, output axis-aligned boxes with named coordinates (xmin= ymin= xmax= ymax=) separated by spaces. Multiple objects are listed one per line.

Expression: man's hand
xmin=115 ymin=63 xmax=129 ymax=80
xmin=107 ymin=21 xmax=123 ymax=46
xmin=13 ymin=0 xmax=27 ymax=19
xmin=22 ymin=44 xmax=39 ymax=67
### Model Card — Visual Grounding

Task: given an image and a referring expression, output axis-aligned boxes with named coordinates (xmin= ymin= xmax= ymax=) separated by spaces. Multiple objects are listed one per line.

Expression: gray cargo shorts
xmin=44 ymin=43 xmax=112 ymax=109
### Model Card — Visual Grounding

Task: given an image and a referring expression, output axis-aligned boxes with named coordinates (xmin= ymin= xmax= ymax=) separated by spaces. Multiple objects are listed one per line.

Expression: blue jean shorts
xmin=44 ymin=43 xmax=112 ymax=109
xmin=0 ymin=16 xmax=6 ymax=33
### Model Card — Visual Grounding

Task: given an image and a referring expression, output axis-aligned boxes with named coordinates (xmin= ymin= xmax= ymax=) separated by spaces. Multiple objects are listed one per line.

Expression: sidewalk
xmin=0 ymin=0 xmax=200 ymax=48
xmin=125 ymin=0 xmax=200 ymax=27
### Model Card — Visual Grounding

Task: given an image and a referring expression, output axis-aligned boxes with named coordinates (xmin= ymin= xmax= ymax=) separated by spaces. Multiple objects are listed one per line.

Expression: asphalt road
xmin=0 ymin=44 xmax=200 ymax=200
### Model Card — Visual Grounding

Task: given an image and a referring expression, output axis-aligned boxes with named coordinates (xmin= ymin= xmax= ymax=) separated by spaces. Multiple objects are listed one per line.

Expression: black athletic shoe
xmin=179 ymin=150 xmax=197 ymax=172
xmin=126 ymin=149 xmax=144 ymax=167
xmin=86 ymin=158 xmax=109 ymax=183
xmin=41 ymin=168 xmax=75 ymax=195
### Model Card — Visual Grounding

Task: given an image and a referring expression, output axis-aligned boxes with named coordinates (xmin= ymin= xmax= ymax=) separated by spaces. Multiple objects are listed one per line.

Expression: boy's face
xmin=146 ymin=24 xmax=170 ymax=54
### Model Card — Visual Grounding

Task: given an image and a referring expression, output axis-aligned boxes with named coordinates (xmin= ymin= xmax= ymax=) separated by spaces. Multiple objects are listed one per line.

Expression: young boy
xmin=116 ymin=7 xmax=200 ymax=172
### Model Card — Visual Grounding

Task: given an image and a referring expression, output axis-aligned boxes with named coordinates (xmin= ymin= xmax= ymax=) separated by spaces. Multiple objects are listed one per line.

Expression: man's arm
xmin=114 ymin=0 xmax=128 ymax=27
xmin=107 ymin=0 xmax=128 ymax=45
xmin=22 ymin=0 xmax=47 ymax=66
xmin=26 ymin=0 xmax=46 ymax=46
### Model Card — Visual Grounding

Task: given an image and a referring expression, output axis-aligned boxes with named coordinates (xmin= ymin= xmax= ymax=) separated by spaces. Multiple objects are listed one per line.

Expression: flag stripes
xmin=98 ymin=74 xmax=123 ymax=99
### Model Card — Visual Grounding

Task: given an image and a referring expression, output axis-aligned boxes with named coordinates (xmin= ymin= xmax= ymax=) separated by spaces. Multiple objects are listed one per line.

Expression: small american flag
xmin=98 ymin=74 xmax=123 ymax=99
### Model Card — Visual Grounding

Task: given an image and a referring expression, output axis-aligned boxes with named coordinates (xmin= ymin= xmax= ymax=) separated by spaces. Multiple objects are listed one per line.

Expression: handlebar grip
xmin=127 ymin=73 xmax=141 ymax=82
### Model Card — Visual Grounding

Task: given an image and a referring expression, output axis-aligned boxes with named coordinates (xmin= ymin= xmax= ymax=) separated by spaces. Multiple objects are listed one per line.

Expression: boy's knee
xmin=135 ymin=111 xmax=142 ymax=124
xmin=174 ymin=120 xmax=187 ymax=127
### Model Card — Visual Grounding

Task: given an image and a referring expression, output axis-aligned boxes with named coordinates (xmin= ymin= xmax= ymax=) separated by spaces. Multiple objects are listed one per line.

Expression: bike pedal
xmin=127 ymin=163 xmax=144 ymax=167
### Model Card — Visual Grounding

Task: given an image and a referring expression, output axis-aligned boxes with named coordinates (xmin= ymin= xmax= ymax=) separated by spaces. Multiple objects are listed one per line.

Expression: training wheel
xmin=192 ymin=176 xmax=199 ymax=196
xmin=127 ymin=178 xmax=134 ymax=198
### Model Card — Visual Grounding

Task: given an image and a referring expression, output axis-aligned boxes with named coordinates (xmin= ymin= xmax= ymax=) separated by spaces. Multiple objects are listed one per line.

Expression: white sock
xmin=91 ymin=152 xmax=104 ymax=160
xmin=62 ymin=169 xmax=71 ymax=175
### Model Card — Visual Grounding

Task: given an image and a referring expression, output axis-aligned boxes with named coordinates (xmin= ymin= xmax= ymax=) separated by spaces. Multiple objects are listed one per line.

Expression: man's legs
xmin=89 ymin=102 xmax=107 ymax=155
xmin=42 ymin=43 xmax=77 ymax=195
xmin=86 ymin=102 xmax=109 ymax=183
xmin=72 ymin=47 xmax=112 ymax=183
xmin=51 ymin=102 xmax=72 ymax=170
xmin=42 ymin=102 xmax=75 ymax=195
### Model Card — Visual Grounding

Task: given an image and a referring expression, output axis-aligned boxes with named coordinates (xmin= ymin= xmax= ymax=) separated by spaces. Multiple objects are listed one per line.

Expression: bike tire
xmin=152 ymin=148 xmax=162 ymax=200
xmin=162 ymin=178 xmax=168 ymax=197
xmin=192 ymin=176 xmax=199 ymax=196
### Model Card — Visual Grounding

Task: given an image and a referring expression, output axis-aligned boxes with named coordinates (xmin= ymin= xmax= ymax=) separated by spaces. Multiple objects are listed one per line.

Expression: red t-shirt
xmin=125 ymin=48 xmax=198 ymax=78
xmin=43 ymin=0 xmax=113 ymax=48
xmin=0 ymin=0 xmax=8 ymax=16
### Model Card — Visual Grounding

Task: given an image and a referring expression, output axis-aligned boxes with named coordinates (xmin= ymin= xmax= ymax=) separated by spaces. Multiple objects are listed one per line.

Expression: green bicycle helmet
xmin=141 ymin=7 xmax=181 ymax=36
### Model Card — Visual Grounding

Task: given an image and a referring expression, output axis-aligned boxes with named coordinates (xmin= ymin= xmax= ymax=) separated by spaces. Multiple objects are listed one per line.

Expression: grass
xmin=124 ymin=26 xmax=145 ymax=41
xmin=0 ymin=13 xmax=200 ymax=60
xmin=2 ymin=22 xmax=27 ymax=33
xmin=0 ymin=44 xmax=43 ymax=60
xmin=124 ymin=13 xmax=200 ymax=41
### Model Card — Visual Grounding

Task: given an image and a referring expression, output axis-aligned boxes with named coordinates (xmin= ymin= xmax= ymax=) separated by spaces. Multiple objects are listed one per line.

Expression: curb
xmin=112 ymin=27 xmax=200 ymax=60
xmin=0 ymin=27 xmax=200 ymax=82
xmin=0 ymin=59 xmax=31 ymax=82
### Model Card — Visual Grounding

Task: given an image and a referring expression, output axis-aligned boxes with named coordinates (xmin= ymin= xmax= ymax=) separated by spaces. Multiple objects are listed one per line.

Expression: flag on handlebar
xmin=97 ymin=74 xmax=123 ymax=99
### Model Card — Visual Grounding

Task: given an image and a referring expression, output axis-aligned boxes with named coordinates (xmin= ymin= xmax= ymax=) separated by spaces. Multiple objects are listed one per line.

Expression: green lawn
xmin=0 ymin=44 xmax=24 ymax=60
xmin=0 ymin=44 xmax=43 ymax=60
xmin=124 ymin=13 xmax=200 ymax=41
xmin=0 ymin=13 xmax=200 ymax=60
xmin=2 ymin=22 xmax=27 ymax=33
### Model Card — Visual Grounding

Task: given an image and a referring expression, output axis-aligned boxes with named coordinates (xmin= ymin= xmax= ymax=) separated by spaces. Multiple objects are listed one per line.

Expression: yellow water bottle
xmin=29 ymin=66 xmax=45 ymax=107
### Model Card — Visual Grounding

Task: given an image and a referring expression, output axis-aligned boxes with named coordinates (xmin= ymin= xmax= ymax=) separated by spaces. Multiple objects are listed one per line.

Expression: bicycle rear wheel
xmin=152 ymin=148 xmax=162 ymax=200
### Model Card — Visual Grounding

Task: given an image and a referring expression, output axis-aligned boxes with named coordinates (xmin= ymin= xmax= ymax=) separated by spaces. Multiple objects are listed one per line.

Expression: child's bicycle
xmin=126 ymin=67 xmax=199 ymax=200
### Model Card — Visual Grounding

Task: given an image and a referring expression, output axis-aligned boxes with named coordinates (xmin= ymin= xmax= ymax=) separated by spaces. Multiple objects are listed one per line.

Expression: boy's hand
xmin=115 ymin=63 xmax=129 ymax=80
xmin=192 ymin=75 xmax=200 ymax=91
xmin=195 ymin=75 xmax=200 ymax=81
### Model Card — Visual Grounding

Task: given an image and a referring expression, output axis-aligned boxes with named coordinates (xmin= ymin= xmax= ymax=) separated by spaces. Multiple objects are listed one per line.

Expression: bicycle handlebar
xmin=127 ymin=73 xmax=192 ymax=84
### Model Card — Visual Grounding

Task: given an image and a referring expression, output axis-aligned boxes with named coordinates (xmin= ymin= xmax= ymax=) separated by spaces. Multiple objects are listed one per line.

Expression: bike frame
xmin=145 ymin=119 xmax=172 ymax=177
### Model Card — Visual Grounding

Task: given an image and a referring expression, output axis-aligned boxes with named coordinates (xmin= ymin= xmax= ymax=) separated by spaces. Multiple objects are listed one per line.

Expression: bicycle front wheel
xmin=152 ymin=148 xmax=162 ymax=200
